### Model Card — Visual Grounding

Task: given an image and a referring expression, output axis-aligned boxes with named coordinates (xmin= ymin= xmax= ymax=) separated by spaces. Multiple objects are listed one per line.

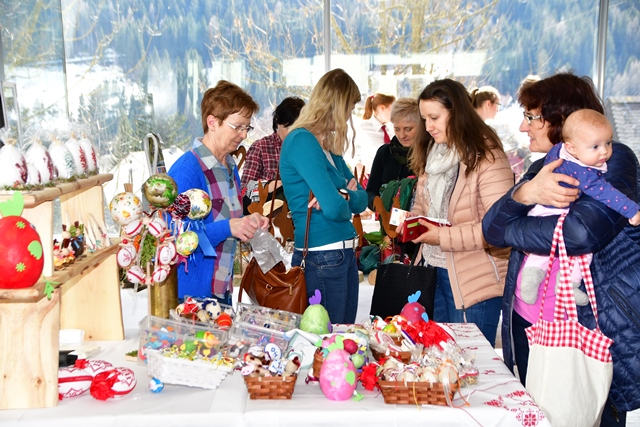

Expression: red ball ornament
xmin=0 ymin=193 xmax=45 ymax=289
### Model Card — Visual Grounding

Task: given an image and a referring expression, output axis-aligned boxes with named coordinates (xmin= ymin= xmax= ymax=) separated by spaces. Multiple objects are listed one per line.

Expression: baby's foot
xmin=520 ymin=267 xmax=545 ymax=304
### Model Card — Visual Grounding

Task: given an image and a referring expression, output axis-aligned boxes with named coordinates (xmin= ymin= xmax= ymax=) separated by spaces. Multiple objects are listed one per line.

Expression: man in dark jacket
xmin=482 ymin=142 xmax=640 ymax=425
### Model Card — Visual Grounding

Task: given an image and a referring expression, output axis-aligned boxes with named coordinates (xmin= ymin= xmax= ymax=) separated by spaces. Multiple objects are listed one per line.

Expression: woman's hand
xmin=346 ymin=178 xmax=358 ymax=191
xmin=230 ymin=214 xmax=268 ymax=242
xmin=513 ymin=158 xmax=580 ymax=207
xmin=411 ymin=220 xmax=441 ymax=245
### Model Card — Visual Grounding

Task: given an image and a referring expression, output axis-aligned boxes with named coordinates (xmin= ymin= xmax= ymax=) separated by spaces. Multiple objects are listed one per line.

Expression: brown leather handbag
xmin=238 ymin=192 xmax=312 ymax=314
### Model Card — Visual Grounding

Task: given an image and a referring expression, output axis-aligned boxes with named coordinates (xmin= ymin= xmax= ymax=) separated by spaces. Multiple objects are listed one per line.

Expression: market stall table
xmin=0 ymin=323 xmax=550 ymax=427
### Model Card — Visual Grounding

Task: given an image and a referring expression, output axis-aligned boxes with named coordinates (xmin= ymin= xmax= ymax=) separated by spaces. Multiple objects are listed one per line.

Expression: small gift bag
xmin=525 ymin=214 xmax=613 ymax=427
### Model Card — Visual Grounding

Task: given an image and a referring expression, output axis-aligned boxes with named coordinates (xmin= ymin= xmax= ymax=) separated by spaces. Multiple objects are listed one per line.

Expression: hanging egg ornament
xmin=126 ymin=265 xmax=146 ymax=284
xmin=143 ymin=173 xmax=178 ymax=209
xmin=184 ymin=189 xmax=212 ymax=220
xmin=109 ymin=192 xmax=143 ymax=226
xmin=169 ymin=193 xmax=191 ymax=220
xmin=116 ymin=243 xmax=137 ymax=269
xmin=156 ymin=241 xmax=176 ymax=265
xmin=176 ymin=231 xmax=198 ymax=256
xmin=123 ymin=219 xmax=143 ymax=237
xmin=151 ymin=265 xmax=169 ymax=283
xmin=0 ymin=144 xmax=28 ymax=188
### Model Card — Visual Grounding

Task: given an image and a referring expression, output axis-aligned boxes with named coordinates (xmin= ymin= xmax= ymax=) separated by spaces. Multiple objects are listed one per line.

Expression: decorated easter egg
xmin=149 ymin=377 xmax=164 ymax=393
xmin=143 ymin=173 xmax=178 ymax=208
xmin=147 ymin=217 xmax=167 ymax=237
xmin=319 ymin=349 xmax=357 ymax=401
xmin=400 ymin=290 xmax=426 ymax=324
xmin=90 ymin=367 xmax=137 ymax=400
xmin=203 ymin=299 xmax=221 ymax=320
xmin=184 ymin=189 xmax=211 ymax=220
xmin=126 ymin=265 xmax=146 ymax=284
xmin=117 ymin=244 xmax=137 ymax=268
xmin=74 ymin=359 xmax=113 ymax=376
xmin=49 ymin=140 xmax=76 ymax=179
xmin=24 ymin=142 xmax=55 ymax=184
xmin=151 ymin=266 xmax=169 ymax=283
xmin=169 ymin=193 xmax=191 ymax=220
xmin=78 ymin=136 xmax=98 ymax=173
xmin=109 ymin=192 xmax=143 ymax=226
xmin=58 ymin=365 xmax=93 ymax=399
xmin=65 ymin=136 xmax=88 ymax=176
xmin=156 ymin=242 xmax=176 ymax=265
xmin=176 ymin=231 xmax=198 ymax=256
xmin=216 ymin=312 xmax=233 ymax=328
xmin=0 ymin=144 xmax=28 ymax=188
xmin=123 ymin=219 xmax=143 ymax=237
xmin=0 ymin=193 xmax=45 ymax=289
xmin=300 ymin=290 xmax=331 ymax=335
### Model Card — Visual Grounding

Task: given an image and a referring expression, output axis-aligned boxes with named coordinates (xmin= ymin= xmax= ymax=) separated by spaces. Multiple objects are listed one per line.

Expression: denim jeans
xmin=432 ymin=267 xmax=502 ymax=346
xmin=292 ymin=248 xmax=359 ymax=324
xmin=511 ymin=309 xmax=532 ymax=385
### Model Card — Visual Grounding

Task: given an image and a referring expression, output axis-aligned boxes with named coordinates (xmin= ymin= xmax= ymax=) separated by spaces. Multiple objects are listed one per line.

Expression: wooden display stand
xmin=0 ymin=174 xmax=123 ymax=409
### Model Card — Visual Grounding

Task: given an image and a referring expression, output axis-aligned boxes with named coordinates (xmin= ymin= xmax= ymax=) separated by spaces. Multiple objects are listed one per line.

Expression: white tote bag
xmin=525 ymin=214 xmax=613 ymax=427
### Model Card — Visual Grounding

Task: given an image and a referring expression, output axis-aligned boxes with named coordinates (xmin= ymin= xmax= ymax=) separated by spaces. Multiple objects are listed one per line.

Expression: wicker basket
xmin=311 ymin=348 xmax=324 ymax=376
xmin=370 ymin=346 xmax=411 ymax=363
xmin=244 ymin=374 xmax=297 ymax=399
xmin=378 ymin=380 xmax=458 ymax=406
xmin=146 ymin=349 xmax=233 ymax=389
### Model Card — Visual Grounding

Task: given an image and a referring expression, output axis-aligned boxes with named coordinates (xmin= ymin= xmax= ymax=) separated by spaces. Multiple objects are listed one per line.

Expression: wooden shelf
xmin=0 ymin=242 xmax=119 ymax=303
xmin=0 ymin=174 xmax=114 ymax=209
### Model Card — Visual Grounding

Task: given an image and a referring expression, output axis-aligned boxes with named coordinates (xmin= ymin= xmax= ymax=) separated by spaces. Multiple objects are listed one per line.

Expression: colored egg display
xmin=176 ymin=231 xmax=198 ymax=256
xmin=143 ymin=173 xmax=178 ymax=208
xmin=319 ymin=349 xmax=357 ymax=401
xmin=109 ymin=192 xmax=143 ymax=226
xmin=184 ymin=189 xmax=212 ymax=220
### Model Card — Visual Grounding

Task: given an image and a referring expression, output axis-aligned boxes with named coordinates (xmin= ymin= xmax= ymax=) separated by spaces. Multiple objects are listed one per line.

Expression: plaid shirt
xmin=240 ymin=131 xmax=282 ymax=191
xmin=192 ymin=143 xmax=243 ymax=296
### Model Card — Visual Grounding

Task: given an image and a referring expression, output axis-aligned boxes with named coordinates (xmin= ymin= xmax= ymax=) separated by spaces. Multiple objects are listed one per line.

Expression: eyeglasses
xmin=223 ymin=121 xmax=254 ymax=134
xmin=523 ymin=111 xmax=542 ymax=125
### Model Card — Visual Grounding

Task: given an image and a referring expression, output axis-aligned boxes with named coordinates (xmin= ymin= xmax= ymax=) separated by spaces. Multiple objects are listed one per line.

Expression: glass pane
xmin=605 ymin=0 xmax=640 ymax=156
xmin=330 ymin=0 xmax=599 ymax=177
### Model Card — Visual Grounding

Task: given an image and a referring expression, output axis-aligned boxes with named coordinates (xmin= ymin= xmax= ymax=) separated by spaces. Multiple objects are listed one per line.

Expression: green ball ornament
xmin=143 ymin=173 xmax=178 ymax=208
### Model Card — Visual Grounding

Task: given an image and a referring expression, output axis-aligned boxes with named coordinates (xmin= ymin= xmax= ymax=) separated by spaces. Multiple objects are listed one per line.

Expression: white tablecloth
xmin=0 ymin=322 xmax=551 ymax=427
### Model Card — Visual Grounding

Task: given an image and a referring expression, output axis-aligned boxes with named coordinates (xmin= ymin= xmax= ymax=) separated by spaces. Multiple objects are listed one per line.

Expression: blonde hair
xmin=563 ymin=109 xmax=612 ymax=143
xmin=363 ymin=93 xmax=396 ymax=120
xmin=390 ymin=97 xmax=427 ymax=148
xmin=290 ymin=69 xmax=361 ymax=156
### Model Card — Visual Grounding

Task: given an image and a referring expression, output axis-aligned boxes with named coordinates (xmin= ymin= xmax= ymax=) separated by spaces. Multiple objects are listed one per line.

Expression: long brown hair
xmin=411 ymin=79 xmax=503 ymax=176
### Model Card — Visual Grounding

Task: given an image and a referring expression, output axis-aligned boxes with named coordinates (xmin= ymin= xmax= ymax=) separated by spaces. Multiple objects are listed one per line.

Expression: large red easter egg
xmin=0 ymin=215 xmax=45 ymax=289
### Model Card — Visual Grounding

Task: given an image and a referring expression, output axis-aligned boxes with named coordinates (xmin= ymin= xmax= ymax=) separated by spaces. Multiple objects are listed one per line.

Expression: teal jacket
xmin=280 ymin=128 xmax=367 ymax=248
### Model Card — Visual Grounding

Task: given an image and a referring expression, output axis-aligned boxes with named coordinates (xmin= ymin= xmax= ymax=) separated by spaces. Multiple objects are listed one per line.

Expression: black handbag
xmin=369 ymin=251 xmax=436 ymax=320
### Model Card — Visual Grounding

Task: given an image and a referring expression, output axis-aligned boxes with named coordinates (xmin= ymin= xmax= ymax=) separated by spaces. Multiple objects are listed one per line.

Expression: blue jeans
xmin=432 ymin=267 xmax=502 ymax=346
xmin=292 ymin=248 xmax=359 ymax=324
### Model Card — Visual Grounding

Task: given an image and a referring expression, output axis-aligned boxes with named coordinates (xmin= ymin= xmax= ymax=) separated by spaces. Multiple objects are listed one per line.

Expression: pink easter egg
xmin=126 ymin=265 xmax=145 ymax=284
xmin=123 ymin=219 xmax=143 ymax=237
xmin=319 ymin=349 xmax=357 ymax=401
xmin=58 ymin=366 xmax=93 ymax=399
xmin=117 ymin=245 xmax=137 ymax=268
xmin=156 ymin=242 xmax=176 ymax=265
xmin=147 ymin=217 xmax=167 ymax=237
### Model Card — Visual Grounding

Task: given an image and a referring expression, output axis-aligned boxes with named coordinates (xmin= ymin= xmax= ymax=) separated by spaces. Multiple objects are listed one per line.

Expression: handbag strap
xmin=537 ymin=214 xmax=601 ymax=327
xmin=300 ymin=191 xmax=313 ymax=267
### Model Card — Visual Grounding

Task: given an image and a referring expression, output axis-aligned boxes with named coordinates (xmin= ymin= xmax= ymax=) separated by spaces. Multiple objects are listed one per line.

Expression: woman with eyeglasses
xmin=168 ymin=80 xmax=269 ymax=304
xmin=482 ymin=72 xmax=640 ymax=427
xmin=397 ymin=78 xmax=514 ymax=347
xmin=280 ymin=69 xmax=368 ymax=324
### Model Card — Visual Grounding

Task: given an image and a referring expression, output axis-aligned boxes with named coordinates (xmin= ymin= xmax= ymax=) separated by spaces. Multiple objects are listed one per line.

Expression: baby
xmin=520 ymin=109 xmax=640 ymax=305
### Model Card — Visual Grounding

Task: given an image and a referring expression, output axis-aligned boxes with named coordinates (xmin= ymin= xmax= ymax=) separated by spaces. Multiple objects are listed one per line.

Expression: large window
xmin=1 ymin=0 xmax=639 ymax=204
